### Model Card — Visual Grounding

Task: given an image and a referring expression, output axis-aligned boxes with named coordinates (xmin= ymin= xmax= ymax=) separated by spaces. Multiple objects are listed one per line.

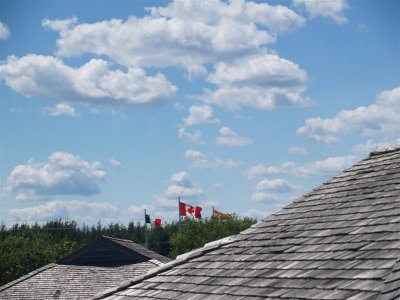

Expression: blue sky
xmin=0 ymin=0 xmax=399 ymax=226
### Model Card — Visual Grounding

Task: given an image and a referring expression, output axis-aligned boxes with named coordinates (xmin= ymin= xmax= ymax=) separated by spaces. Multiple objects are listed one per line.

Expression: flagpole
xmin=144 ymin=209 xmax=148 ymax=248
xmin=178 ymin=196 xmax=181 ymax=230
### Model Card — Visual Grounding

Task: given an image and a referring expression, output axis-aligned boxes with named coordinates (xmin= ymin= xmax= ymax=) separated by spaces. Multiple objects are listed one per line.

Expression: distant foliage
xmin=0 ymin=230 xmax=78 ymax=286
xmin=0 ymin=216 xmax=256 ymax=286
xmin=169 ymin=216 xmax=256 ymax=258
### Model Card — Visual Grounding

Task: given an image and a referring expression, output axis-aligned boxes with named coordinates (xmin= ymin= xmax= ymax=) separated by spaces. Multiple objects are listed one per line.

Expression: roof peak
xmin=369 ymin=143 xmax=400 ymax=157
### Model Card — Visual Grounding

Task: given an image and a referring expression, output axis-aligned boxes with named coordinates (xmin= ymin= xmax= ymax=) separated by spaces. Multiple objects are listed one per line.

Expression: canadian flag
xmin=179 ymin=201 xmax=202 ymax=219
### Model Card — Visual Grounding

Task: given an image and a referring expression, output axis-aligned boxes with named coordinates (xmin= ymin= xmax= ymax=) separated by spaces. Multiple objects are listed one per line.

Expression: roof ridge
xmin=101 ymin=235 xmax=136 ymax=243
xmin=0 ymin=263 xmax=57 ymax=291
xmin=91 ymin=235 xmax=239 ymax=299
xmin=102 ymin=235 xmax=172 ymax=263
xmin=369 ymin=144 xmax=400 ymax=157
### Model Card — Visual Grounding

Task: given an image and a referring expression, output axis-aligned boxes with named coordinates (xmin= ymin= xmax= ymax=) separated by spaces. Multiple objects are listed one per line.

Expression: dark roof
xmin=93 ymin=146 xmax=400 ymax=300
xmin=58 ymin=236 xmax=172 ymax=266
xmin=0 ymin=236 xmax=171 ymax=299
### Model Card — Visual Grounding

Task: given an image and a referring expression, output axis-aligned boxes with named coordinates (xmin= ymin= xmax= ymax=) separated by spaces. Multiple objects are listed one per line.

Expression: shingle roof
xmin=58 ymin=236 xmax=172 ymax=266
xmin=93 ymin=146 xmax=400 ymax=300
xmin=0 ymin=236 xmax=171 ymax=299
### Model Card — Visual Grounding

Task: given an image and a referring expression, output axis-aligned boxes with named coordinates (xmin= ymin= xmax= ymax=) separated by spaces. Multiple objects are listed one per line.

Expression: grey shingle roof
xmin=94 ymin=146 xmax=400 ymax=300
xmin=0 ymin=236 xmax=171 ymax=299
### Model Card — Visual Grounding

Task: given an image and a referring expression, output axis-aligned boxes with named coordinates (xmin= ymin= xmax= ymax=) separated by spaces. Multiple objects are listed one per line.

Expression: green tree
xmin=169 ymin=216 xmax=256 ymax=258
xmin=0 ymin=232 xmax=78 ymax=286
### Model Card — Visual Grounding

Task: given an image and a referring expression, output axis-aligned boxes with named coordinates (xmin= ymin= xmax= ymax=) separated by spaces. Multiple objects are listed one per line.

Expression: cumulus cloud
xmin=289 ymin=145 xmax=308 ymax=155
xmin=0 ymin=55 xmax=177 ymax=107
xmin=153 ymin=171 xmax=205 ymax=207
xmin=244 ymin=155 xmax=356 ymax=179
xmin=184 ymin=149 xmax=240 ymax=170
xmin=216 ymin=126 xmax=252 ymax=146
xmin=293 ymin=0 xmax=349 ymax=24
xmin=255 ymin=178 xmax=299 ymax=193
xmin=42 ymin=0 xmax=304 ymax=72
xmin=10 ymin=200 xmax=120 ymax=224
xmin=178 ymin=128 xmax=205 ymax=144
xmin=243 ymin=208 xmax=272 ymax=219
xmin=183 ymin=105 xmax=219 ymax=126
xmin=202 ymin=53 xmax=308 ymax=110
xmin=5 ymin=152 xmax=106 ymax=200
xmin=297 ymin=87 xmax=400 ymax=143
xmin=251 ymin=192 xmax=287 ymax=202
xmin=109 ymin=158 xmax=123 ymax=169
xmin=42 ymin=16 xmax=78 ymax=31
xmin=0 ymin=21 xmax=10 ymax=40
xmin=251 ymin=177 xmax=302 ymax=204
xmin=43 ymin=103 xmax=78 ymax=117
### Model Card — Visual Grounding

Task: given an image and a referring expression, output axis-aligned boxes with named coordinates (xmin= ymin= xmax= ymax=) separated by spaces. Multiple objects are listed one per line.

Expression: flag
xmin=179 ymin=201 xmax=202 ymax=219
xmin=154 ymin=218 xmax=162 ymax=228
xmin=213 ymin=209 xmax=233 ymax=219
xmin=145 ymin=213 xmax=151 ymax=224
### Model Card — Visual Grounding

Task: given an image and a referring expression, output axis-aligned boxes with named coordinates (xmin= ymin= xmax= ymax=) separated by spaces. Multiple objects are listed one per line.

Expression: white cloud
xmin=43 ymin=103 xmax=78 ymax=117
xmin=251 ymin=178 xmax=303 ymax=205
xmin=5 ymin=152 xmax=106 ymax=200
xmin=149 ymin=0 xmax=305 ymax=34
xmin=251 ymin=192 xmax=286 ymax=202
xmin=178 ymin=128 xmax=205 ymax=144
xmin=42 ymin=16 xmax=78 ymax=31
xmin=289 ymin=145 xmax=308 ymax=155
xmin=109 ymin=158 xmax=123 ymax=169
xmin=245 ymin=155 xmax=356 ymax=179
xmin=9 ymin=200 xmax=120 ymax=224
xmin=183 ymin=105 xmax=219 ymax=126
xmin=153 ymin=171 xmax=205 ymax=208
xmin=208 ymin=53 xmax=307 ymax=87
xmin=216 ymin=126 xmax=252 ymax=146
xmin=293 ymin=0 xmax=349 ymax=24
xmin=0 ymin=21 xmax=10 ymax=40
xmin=43 ymin=0 xmax=304 ymax=73
xmin=244 ymin=162 xmax=296 ymax=179
xmin=255 ymin=178 xmax=299 ymax=193
xmin=202 ymin=53 xmax=308 ymax=110
xmin=184 ymin=149 xmax=240 ymax=170
xmin=243 ymin=208 xmax=271 ymax=220
xmin=297 ymin=87 xmax=400 ymax=143
xmin=0 ymin=55 xmax=177 ymax=107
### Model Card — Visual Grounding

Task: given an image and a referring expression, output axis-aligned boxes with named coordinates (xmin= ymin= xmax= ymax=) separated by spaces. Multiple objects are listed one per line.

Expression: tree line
xmin=0 ymin=216 xmax=256 ymax=286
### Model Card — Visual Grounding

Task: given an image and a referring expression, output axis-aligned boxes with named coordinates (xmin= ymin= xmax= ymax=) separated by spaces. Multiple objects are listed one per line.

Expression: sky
xmin=0 ymin=0 xmax=399 ymax=227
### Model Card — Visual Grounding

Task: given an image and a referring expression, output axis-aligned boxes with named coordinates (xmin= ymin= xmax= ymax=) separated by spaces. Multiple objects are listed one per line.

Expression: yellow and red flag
xmin=213 ymin=209 xmax=233 ymax=219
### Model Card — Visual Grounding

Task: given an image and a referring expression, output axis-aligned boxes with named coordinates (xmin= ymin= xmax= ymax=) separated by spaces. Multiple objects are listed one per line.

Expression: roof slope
xmin=58 ymin=236 xmax=172 ymax=266
xmin=0 ymin=236 xmax=171 ymax=299
xmin=94 ymin=146 xmax=400 ymax=300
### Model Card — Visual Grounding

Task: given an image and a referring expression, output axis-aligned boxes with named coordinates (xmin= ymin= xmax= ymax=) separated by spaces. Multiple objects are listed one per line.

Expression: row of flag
xmin=144 ymin=199 xmax=233 ymax=228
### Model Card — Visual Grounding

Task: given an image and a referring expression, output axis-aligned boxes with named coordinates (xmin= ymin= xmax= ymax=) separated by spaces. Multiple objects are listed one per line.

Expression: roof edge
xmin=91 ymin=235 xmax=239 ymax=300
xmin=370 ymin=144 xmax=400 ymax=157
